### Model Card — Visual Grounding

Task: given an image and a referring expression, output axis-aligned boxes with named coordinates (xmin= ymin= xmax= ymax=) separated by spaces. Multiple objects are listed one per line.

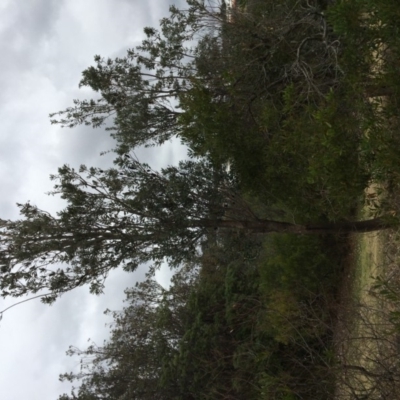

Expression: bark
xmin=204 ymin=216 xmax=393 ymax=234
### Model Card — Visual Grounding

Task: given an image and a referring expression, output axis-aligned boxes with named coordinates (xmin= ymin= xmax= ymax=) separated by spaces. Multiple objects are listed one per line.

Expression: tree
xmin=0 ymin=156 xmax=227 ymax=302
xmin=58 ymin=264 xmax=198 ymax=400
xmin=0 ymin=154 xmax=395 ymax=304
xmin=56 ymin=230 xmax=340 ymax=400
xmin=49 ymin=0 xmax=229 ymax=153
xmin=48 ymin=0 xmax=387 ymax=219
xmin=49 ymin=0 xmax=346 ymax=157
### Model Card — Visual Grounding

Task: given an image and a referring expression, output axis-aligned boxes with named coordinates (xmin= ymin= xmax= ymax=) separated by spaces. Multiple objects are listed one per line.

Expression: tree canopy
xmin=50 ymin=0 xmax=345 ymax=160
xmin=0 ymin=156 xmax=236 ymax=302
xmin=1 ymin=153 xmax=392 ymax=303
xmin=47 ymin=0 xmax=400 ymax=216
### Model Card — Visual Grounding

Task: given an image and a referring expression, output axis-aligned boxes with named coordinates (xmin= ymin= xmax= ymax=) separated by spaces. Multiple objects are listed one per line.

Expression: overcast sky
xmin=0 ymin=1 xmax=187 ymax=399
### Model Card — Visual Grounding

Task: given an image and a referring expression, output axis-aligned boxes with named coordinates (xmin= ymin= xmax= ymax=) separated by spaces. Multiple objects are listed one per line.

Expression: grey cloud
xmin=0 ymin=1 xmax=188 ymax=399
xmin=0 ymin=0 xmax=62 ymax=76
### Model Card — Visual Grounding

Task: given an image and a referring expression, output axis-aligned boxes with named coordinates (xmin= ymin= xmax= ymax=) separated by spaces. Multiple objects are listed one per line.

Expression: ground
xmin=334 ymin=185 xmax=400 ymax=399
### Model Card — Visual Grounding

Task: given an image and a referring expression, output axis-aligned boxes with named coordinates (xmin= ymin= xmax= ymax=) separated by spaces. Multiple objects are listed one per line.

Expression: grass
xmin=334 ymin=184 xmax=400 ymax=399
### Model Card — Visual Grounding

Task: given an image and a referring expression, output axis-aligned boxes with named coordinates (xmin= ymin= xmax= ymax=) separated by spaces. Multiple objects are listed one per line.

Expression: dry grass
xmin=334 ymin=187 xmax=400 ymax=399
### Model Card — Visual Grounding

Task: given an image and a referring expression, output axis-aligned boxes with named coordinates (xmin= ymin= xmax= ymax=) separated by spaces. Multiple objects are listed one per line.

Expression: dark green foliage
xmin=255 ymin=234 xmax=341 ymax=398
xmin=326 ymin=0 xmax=400 ymax=194
xmin=259 ymin=87 xmax=370 ymax=221
xmin=176 ymin=0 xmax=348 ymax=194
xmin=58 ymin=264 xmax=199 ymax=400
xmin=57 ymin=231 xmax=340 ymax=399
xmin=161 ymin=233 xmax=264 ymax=399
xmin=47 ymin=0 xmax=400 ymax=219
xmin=50 ymin=0 xmax=350 ymax=194
xmin=259 ymin=234 xmax=339 ymax=296
xmin=50 ymin=1 xmax=229 ymax=153
xmin=0 ymin=158 xmax=239 ymax=302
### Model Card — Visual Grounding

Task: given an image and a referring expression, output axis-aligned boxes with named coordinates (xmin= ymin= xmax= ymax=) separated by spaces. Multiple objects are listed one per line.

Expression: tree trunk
xmin=211 ymin=216 xmax=393 ymax=234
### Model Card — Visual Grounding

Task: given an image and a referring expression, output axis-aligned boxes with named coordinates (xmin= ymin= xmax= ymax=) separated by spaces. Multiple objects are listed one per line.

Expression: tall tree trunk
xmin=212 ymin=216 xmax=393 ymax=234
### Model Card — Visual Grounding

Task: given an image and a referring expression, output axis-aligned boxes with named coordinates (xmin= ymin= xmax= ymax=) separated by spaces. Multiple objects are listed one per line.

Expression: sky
xmin=0 ymin=1 xmax=187 ymax=399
